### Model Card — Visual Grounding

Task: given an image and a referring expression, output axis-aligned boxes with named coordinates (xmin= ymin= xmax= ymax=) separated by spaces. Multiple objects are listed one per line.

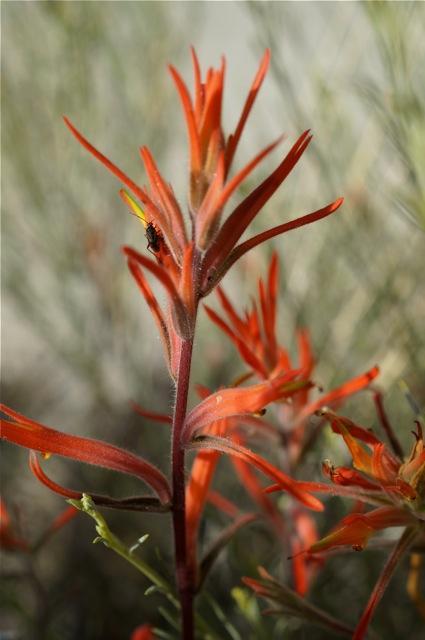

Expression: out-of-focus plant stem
xmin=172 ymin=333 xmax=197 ymax=640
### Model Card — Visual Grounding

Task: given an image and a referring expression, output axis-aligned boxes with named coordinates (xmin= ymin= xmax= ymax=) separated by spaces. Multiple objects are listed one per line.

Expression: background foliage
xmin=2 ymin=1 xmax=424 ymax=639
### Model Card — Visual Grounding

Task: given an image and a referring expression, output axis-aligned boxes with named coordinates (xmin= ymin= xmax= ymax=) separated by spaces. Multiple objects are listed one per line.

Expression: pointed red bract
xmin=225 ymin=48 xmax=271 ymax=172
xmin=203 ymin=130 xmax=313 ymax=280
xmin=296 ymin=366 xmax=380 ymax=426
xmin=219 ymin=197 xmax=344 ymax=282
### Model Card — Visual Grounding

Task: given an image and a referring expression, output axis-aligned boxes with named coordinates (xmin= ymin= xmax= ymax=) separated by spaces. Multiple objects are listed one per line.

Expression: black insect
xmin=145 ymin=222 xmax=162 ymax=254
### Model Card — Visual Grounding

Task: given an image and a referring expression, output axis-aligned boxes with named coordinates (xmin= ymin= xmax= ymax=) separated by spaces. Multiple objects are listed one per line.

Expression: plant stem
xmin=172 ymin=337 xmax=195 ymax=639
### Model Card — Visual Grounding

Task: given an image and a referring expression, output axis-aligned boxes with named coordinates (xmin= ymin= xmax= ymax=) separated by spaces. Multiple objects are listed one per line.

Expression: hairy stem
xmin=172 ymin=337 xmax=195 ymax=639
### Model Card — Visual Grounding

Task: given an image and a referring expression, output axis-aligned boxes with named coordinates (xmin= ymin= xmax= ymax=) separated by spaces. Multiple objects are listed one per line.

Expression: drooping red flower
xmin=64 ymin=49 xmax=343 ymax=377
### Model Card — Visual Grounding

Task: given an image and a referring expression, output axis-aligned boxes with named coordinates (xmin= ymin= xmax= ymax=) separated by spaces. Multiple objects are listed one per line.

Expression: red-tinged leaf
xmin=182 ymin=371 xmax=302 ymax=442
xmin=29 ymin=451 xmax=81 ymax=499
xmin=296 ymin=365 xmax=380 ymax=425
xmin=29 ymin=453 xmax=168 ymax=513
xmin=1 ymin=405 xmax=171 ymax=504
xmin=126 ymin=259 xmax=172 ymax=369
xmin=211 ymin=136 xmax=284 ymax=218
xmin=123 ymin=247 xmax=190 ymax=339
xmin=204 ymin=130 xmax=312 ymax=277
xmin=216 ymin=286 xmax=250 ymax=340
xmin=131 ymin=402 xmax=172 ymax=425
xmin=204 ymin=305 xmax=268 ymax=378
xmin=353 ymin=527 xmax=418 ymax=640
xmin=63 ymin=117 xmax=151 ymax=207
xmin=168 ymin=65 xmax=201 ymax=173
xmin=124 ymin=247 xmax=180 ymax=305
xmin=185 ymin=435 xmax=324 ymax=511
xmin=209 ymin=197 xmax=343 ymax=291
xmin=225 ymin=49 xmax=271 ymax=172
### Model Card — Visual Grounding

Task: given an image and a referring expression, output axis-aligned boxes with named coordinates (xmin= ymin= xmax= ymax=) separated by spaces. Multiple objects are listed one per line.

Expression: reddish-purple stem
xmin=373 ymin=391 xmax=404 ymax=459
xmin=172 ymin=337 xmax=195 ymax=640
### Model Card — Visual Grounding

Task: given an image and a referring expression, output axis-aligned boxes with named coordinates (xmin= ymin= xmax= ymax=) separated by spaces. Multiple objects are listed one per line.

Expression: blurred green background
xmin=2 ymin=1 xmax=425 ymax=639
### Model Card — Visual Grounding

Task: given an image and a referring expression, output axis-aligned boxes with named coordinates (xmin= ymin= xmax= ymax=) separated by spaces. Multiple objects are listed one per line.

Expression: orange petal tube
xmin=308 ymin=506 xmax=415 ymax=554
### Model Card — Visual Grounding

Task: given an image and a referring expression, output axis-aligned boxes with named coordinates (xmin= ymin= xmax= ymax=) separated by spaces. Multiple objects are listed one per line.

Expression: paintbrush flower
xmin=64 ymin=49 xmax=342 ymax=377
xmin=288 ymin=410 xmax=425 ymax=639
xmin=205 ymin=254 xmax=379 ymax=457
